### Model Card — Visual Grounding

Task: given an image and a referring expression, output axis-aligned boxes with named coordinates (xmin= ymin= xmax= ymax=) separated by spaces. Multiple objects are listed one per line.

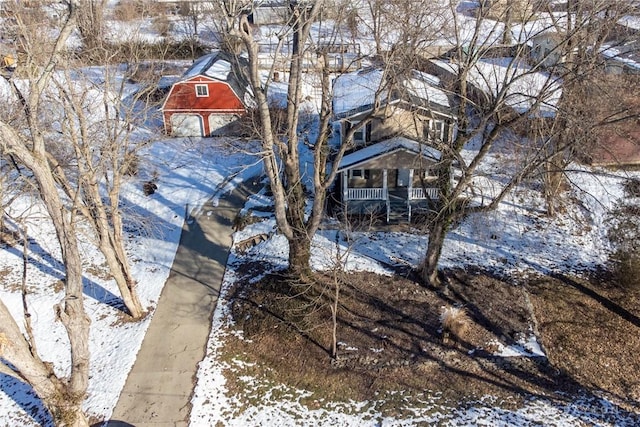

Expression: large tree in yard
xmin=0 ymin=3 xmax=92 ymax=426
xmin=216 ymin=0 xmax=375 ymax=279
xmin=417 ymin=0 xmax=637 ymax=286
xmin=5 ymin=0 xmax=149 ymax=319
xmin=217 ymin=0 xmax=448 ymax=280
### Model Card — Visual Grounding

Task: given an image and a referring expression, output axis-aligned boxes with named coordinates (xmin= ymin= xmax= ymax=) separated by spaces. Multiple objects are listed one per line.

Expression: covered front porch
xmin=341 ymin=168 xmax=439 ymax=223
xmin=335 ymin=137 xmax=443 ymax=223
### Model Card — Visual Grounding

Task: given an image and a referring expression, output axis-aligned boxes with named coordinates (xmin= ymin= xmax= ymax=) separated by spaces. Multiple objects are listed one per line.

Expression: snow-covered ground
xmin=2 ymin=2 xmax=640 ymax=426
xmin=2 ymin=126 xmax=638 ymax=425
xmin=0 ymin=135 xmax=260 ymax=425
xmin=189 ymin=158 xmax=640 ymax=426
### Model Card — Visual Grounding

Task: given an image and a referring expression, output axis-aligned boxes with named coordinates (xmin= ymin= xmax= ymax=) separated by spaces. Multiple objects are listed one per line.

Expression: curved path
xmin=107 ymin=180 xmax=259 ymax=427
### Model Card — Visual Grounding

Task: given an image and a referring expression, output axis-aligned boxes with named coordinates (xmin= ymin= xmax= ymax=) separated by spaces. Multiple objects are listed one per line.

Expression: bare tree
xmin=0 ymin=2 xmax=92 ymax=425
xmin=216 ymin=0 xmax=450 ymax=280
xmin=414 ymin=0 xmax=638 ymax=285
xmin=46 ymin=64 xmax=150 ymax=319
xmin=538 ymin=0 xmax=635 ymax=215
xmin=216 ymin=0 xmax=371 ymax=279
xmin=417 ymin=1 xmax=566 ymax=285
xmin=77 ymin=0 xmax=109 ymax=54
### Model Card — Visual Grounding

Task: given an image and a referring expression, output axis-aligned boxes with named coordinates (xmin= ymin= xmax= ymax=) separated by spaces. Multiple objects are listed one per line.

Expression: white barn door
xmin=171 ymin=114 xmax=204 ymax=137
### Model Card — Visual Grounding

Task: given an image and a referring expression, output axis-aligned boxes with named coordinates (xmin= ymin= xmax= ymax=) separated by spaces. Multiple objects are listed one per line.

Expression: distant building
xmin=161 ymin=51 xmax=253 ymax=137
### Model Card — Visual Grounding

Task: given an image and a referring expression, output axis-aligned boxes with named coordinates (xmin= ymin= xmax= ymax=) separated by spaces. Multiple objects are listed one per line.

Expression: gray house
xmin=331 ymin=68 xmax=457 ymax=223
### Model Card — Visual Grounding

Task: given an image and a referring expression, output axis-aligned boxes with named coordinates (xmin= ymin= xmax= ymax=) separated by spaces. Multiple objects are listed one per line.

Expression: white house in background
xmin=528 ymin=32 xmax=567 ymax=68
xmin=330 ymin=68 xmax=457 ymax=223
xmin=248 ymin=2 xmax=290 ymax=25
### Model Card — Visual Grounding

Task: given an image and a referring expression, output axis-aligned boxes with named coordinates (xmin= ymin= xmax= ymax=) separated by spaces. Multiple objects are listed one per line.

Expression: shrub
xmin=143 ymin=180 xmax=157 ymax=196
xmin=152 ymin=15 xmax=171 ymax=38
xmin=440 ymin=306 xmax=470 ymax=344
xmin=113 ymin=1 xmax=142 ymax=21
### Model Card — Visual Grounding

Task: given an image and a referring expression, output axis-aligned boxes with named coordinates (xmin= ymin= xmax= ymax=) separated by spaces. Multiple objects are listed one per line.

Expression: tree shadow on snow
xmin=0 ymin=371 xmax=53 ymax=427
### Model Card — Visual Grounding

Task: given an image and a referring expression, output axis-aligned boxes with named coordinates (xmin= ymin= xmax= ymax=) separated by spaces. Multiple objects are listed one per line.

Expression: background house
xmin=528 ymin=31 xmax=567 ymax=68
xmin=333 ymin=68 xmax=457 ymax=147
xmin=247 ymin=1 xmax=290 ymax=25
xmin=161 ymin=51 xmax=252 ymax=137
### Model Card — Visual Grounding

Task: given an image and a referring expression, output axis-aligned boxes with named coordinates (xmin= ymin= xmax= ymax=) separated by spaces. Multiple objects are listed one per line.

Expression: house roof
xmin=618 ymin=15 xmax=640 ymax=32
xmin=332 ymin=68 xmax=454 ymax=120
xmin=180 ymin=51 xmax=253 ymax=106
xmin=430 ymin=57 xmax=562 ymax=117
xmin=600 ymin=41 xmax=640 ymax=72
xmin=337 ymin=136 xmax=442 ymax=172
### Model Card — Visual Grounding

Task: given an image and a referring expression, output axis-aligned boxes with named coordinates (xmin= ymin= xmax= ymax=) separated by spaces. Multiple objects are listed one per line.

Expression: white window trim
xmin=195 ymin=84 xmax=209 ymax=97
xmin=425 ymin=119 xmax=445 ymax=141
xmin=349 ymin=120 xmax=370 ymax=144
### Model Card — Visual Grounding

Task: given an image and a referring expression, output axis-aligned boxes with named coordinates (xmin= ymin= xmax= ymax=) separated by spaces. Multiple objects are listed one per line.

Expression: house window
xmin=348 ymin=121 xmax=371 ymax=144
xmin=195 ymin=84 xmax=209 ymax=97
xmin=349 ymin=169 xmax=369 ymax=179
xmin=425 ymin=119 xmax=446 ymax=142
xmin=422 ymin=168 xmax=437 ymax=182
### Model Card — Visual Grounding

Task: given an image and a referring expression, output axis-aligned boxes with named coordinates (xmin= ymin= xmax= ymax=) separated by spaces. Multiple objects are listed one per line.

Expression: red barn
xmin=162 ymin=51 xmax=252 ymax=137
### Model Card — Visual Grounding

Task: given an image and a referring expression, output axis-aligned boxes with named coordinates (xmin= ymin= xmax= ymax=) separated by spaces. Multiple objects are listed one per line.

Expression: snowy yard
xmin=1 ymin=130 xmax=639 ymax=425
xmin=1 ymin=1 xmax=640 ymax=426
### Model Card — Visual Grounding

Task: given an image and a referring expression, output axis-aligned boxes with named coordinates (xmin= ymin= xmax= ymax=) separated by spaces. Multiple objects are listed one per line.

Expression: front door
xmin=396 ymin=169 xmax=410 ymax=187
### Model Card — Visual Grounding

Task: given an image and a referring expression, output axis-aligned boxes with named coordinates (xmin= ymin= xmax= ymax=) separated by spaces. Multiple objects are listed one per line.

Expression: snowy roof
xmin=332 ymin=68 xmax=386 ymax=118
xmin=0 ymin=75 xmax=13 ymax=101
xmin=405 ymin=71 xmax=451 ymax=109
xmin=600 ymin=42 xmax=640 ymax=71
xmin=337 ymin=136 xmax=442 ymax=171
xmin=510 ymin=13 xmax=572 ymax=45
xmin=183 ymin=51 xmax=237 ymax=81
xmin=430 ymin=58 xmax=562 ymax=117
xmin=618 ymin=15 xmax=640 ymax=31
xmin=180 ymin=51 xmax=253 ymax=104
xmin=332 ymin=68 xmax=453 ymax=119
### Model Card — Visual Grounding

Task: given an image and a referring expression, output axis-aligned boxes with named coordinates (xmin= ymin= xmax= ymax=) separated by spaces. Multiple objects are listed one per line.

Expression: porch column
xmin=408 ymin=169 xmax=414 ymax=200
xmin=383 ymin=169 xmax=389 ymax=222
xmin=342 ymin=171 xmax=348 ymax=202
xmin=408 ymin=169 xmax=414 ymax=223
xmin=382 ymin=169 xmax=388 ymax=195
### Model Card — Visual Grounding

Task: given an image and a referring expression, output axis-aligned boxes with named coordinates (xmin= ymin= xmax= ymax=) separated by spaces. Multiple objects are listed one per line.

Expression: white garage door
xmin=170 ymin=114 xmax=204 ymax=137
xmin=208 ymin=114 xmax=238 ymax=136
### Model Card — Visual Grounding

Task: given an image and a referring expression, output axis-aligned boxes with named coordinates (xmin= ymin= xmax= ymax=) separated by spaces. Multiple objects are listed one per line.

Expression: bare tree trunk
xmin=0 ymin=139 xmax=92 ymax=426
xmin=543 ymin=150 xmax=566 ymax=216
xmin=288 ymin=233 xmax=312 ymax=279
xmin=0 ymin=3 xmax=90 ymax=423
xmin=419 ymin=217 xmax=448 ymax=287
xmin=83 ymin=182 xmax=144 ymax=318
xmin=108 ymin=198 xmax=144 ymax=316
xmin=51 ymin=74 xmax=145 ymax=319
xmin=0 ymin=299 xmax=89 ymax=427
xmin=228 ymin=2 xmax=324 ymax=280
xmin=330 ymin=275 xmax=340 ymax=360
xmin=77 ymin=0 xmax=107 ymax=55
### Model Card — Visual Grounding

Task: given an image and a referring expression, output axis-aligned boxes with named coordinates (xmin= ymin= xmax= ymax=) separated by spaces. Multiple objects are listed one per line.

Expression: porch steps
xmin=387 ymin=201 xmax=409 ymax=224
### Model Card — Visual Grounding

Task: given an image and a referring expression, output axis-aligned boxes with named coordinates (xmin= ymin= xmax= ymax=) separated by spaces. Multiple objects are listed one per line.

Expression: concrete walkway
xmin=107 ymin=180 xmax=259 ymax=427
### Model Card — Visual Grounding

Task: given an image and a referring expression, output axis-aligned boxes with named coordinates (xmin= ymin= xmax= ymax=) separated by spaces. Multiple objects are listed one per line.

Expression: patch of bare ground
xmin=220 ymin=266 xmax=640 ymax=416
xmin=527 ymin=271 xmax=640 ymax=408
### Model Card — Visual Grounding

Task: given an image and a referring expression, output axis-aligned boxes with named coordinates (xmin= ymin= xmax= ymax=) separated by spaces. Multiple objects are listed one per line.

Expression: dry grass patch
xmin=527 ymin=272 xmax=640 ymax=406
xmin=218 ymin=268 xmax=624 ymax=415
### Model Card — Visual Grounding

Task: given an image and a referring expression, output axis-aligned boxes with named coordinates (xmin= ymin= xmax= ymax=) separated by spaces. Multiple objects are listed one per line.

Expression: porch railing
xmin=409 ymin=187 xmax=439 ymax=200
xmin=346 ymin=187 xmax=387 ymax=200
